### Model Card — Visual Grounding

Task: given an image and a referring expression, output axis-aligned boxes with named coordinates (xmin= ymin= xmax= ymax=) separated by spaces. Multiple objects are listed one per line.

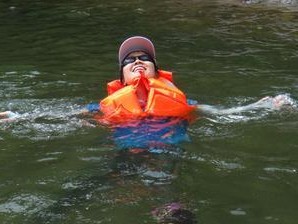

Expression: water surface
xmin=0 ymin=1 xmax=298 ymax=223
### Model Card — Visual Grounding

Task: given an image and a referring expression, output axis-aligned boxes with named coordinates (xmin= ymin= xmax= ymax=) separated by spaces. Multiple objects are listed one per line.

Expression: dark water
xmin=0 ymin=1 xmax=298 ymax=223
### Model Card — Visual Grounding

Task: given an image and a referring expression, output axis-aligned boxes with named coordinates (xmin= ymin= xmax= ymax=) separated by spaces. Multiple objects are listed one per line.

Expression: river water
xmin=0 ymin=1 xmax=298 ymax=223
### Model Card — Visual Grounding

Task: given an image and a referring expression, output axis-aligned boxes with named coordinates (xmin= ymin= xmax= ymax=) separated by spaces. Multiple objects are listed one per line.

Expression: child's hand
xmin=272 ymin=94 xmax=294 ymax=109
xmin=0 ymin=111 xmax=19 ymax=123
xmin=256 ymin=94 xmax=295 ymax=110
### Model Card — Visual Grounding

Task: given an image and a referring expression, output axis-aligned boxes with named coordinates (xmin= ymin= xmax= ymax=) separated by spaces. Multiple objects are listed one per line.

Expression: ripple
xmin=264 ymin=167 xmax=297 ymax=173
xmin=80 ymin=157 xmax=103 ymax=162
xmin=0 ymin=193 xmax=55 ymax=215
xmin=37 ymin=157 xmax=59 ymax=163
xmin=142 ymin=170 xmax=175 ymax=185
xmin=230 ymin=208 xmax=247 ymax=216
xmin=212 ymin=159 xmax=245 ymax=171
xmin=61 ymin=182 xmax=80 ymax=190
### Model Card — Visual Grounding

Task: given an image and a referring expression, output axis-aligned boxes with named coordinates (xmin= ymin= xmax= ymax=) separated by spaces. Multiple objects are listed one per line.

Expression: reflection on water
xmin=1 ymin=151 xmax=179 ymax=223
xmin=110 ymin=117 xmax=191 ymax=152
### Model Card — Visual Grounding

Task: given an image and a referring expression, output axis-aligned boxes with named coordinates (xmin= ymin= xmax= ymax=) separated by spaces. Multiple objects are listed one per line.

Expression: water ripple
xmin=0 ymin=193 xmax=55 ymax=215
xmin=264 ymin=167 xmax=297 ymax=173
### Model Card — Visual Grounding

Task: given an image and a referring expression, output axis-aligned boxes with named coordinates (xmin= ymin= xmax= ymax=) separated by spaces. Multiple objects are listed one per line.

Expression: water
xmin=1 ymin=0 xmax=298 ymax=223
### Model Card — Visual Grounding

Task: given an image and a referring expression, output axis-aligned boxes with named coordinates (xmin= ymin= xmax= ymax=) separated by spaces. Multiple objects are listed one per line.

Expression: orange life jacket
xmin=98 ymin=70 xmax=196 ymax=123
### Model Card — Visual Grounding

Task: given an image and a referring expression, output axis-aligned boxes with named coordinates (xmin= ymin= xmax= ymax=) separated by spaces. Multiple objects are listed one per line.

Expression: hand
xmin=272 ymin=94 xmax=294 ymax=109
xmin=257 ymin=94 xmax=295 ymax=110
xmin=0 ymin=111 xmax=19 ymax=123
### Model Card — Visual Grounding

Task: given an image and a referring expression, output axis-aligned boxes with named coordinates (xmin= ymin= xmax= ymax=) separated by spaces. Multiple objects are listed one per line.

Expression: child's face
xmin=122 ymin=51 xmax=156 ymax=85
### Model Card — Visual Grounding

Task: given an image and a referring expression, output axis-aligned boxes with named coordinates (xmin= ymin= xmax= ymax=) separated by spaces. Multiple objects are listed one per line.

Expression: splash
xmin=0 ymin=98 xmax=88 ymax=140
xmin=199 ymin=94 xmax=297 ymax=124
xmin=0 ymin=193 xmax=55 ymax=215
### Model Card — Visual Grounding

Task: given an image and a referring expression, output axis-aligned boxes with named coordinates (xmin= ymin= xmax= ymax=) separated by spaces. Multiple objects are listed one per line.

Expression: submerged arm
xmin=196 ymin=94 xmax=296 ymax=115
xmin=0 ymin=111 xmax=19 ymax=123
xmin=0 ymin=102 xmax=101 ymax=123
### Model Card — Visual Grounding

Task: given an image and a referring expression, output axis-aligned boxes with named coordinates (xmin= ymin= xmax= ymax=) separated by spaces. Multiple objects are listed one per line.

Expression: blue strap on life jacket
xmin=86 ymin=102 xmax=100 ymax=112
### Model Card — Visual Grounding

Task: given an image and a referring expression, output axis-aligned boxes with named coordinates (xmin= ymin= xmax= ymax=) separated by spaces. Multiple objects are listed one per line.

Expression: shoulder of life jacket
xmin=99 ymin=70 xmax=196 ymax=122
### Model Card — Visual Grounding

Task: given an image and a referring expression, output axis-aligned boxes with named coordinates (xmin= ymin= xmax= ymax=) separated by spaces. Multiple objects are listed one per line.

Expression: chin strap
xmin=131 ymin=73 xmax=151 ymax=108
xmin=131 ymin=72 xmax=149 ymax=90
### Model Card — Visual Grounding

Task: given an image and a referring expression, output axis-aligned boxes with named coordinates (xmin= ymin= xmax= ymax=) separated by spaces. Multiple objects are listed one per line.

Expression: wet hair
xmin=152 ymin=203 xmax=197 ymax=224
xmin=159 ymin=209 xmax=197 ymax=224
xmin=119 ymin=55 xmax=159 ymax=83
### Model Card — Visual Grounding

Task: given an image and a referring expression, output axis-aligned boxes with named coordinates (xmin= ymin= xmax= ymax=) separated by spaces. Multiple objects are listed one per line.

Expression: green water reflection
xmin=0 ymin=1 xmax=298 ymax=223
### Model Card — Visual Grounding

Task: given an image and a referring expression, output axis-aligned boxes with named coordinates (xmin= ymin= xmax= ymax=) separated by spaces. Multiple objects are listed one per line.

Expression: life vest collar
xmin=106 ymin=70 xmax=173 ymax=95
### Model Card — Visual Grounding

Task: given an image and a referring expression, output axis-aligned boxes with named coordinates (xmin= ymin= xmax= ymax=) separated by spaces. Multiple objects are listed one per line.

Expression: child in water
xmin=89 ymin=36 xmax=295 ymax=121
xmin=0 ymin=36 xmax=295 ymax=123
